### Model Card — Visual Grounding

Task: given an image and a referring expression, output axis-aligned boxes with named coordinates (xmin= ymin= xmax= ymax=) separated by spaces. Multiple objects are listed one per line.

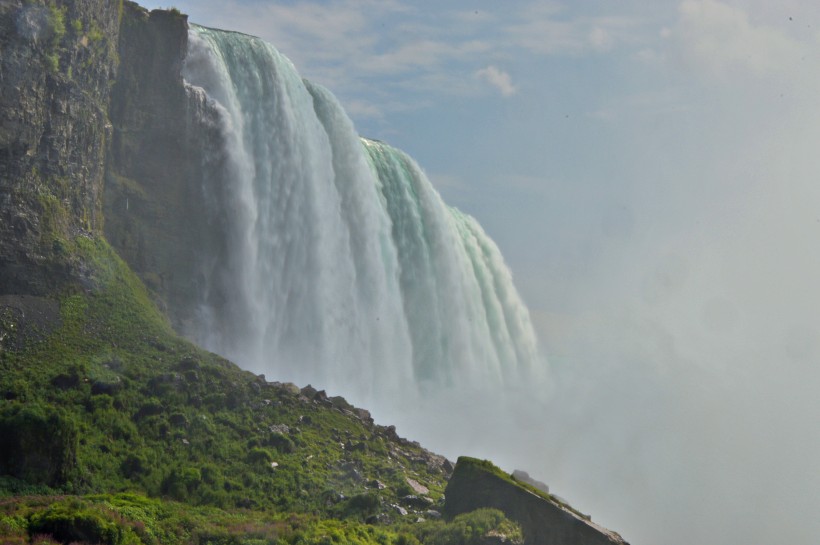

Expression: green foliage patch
xmin=0 ymin=233 xmax=457 ymax=532
xmin=406 ymin=509 xmax=523 ymax=545
xmin=0 ymin=403 xmax=78 ymax=487
xmin=0 ymin=494 xmax=521 ymax=545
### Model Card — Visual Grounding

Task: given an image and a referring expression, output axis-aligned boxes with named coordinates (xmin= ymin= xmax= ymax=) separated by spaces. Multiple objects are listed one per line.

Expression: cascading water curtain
xmin=182 ymin=24 xmax=545 ymax=414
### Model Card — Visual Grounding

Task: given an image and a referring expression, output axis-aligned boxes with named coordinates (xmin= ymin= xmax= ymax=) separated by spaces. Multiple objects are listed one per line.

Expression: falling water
xmin=181 ymin=25 xmax=544 ymax=414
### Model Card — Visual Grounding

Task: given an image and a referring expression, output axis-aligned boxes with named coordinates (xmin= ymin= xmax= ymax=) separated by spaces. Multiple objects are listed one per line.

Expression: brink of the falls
xmin=180 ymin=24 xmax=546 ymax=428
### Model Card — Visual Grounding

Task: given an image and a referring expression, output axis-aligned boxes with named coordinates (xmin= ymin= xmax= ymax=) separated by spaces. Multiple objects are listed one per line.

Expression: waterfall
xmin=181 ymin=24 xmax=544 ymax=415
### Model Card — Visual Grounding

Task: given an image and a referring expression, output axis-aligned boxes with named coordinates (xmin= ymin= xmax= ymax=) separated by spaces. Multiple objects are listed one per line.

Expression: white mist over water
xmin=180 ymin=25 xmax=545 ymax=433
xmin=128 ymin=2 xmax=820 ymax=543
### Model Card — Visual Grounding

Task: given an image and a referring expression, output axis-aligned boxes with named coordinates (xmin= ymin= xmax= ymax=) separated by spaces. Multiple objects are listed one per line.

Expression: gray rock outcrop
xmin=444 ymin=457 xmax=628 ymax=545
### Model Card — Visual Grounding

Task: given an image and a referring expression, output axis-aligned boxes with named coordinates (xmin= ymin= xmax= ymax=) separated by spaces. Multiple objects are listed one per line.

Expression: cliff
xmin=0 ymin=0 xmax=215 ymax=327
xmin=445 ymin=458 xmax=629 ymax=545
xmin=0 ymin=0 xmax=121 ymax=295
xmin=105 ymin=1 xmax=216 ymax=327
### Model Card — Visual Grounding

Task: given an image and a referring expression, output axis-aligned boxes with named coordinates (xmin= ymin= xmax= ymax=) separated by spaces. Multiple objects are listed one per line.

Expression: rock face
xmin=105 ymin=2 xmax=243 ymax=335
xmin=104 ymin=1 xmax=213 ymax=325
xmin=444 ymin=458 xmax=628 ymax=545
xmin=0 ymin=0 xmax=121 ymax=295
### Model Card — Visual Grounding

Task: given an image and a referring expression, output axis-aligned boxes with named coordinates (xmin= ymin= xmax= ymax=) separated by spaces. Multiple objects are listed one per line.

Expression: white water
xmin=181 ymin=25 xmax=544 ymax=427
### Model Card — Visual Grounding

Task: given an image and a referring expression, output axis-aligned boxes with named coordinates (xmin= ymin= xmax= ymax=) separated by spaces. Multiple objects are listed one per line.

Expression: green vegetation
xmin=0 ymin=233 xmax=519 ymax=543
xmin=0 ymin=403 xmax=78 ymax=487
xmin=27 ymin=0 xmax=122 ymax=75
xmin=454 ymin=458 xmax=513 ymax=483
xmin=47 ymin=3 xmax=66 ymax=43
xmin=44 ymin=2 xmax=67 ymax=72
xmin=405 ymin=509 xmax=522 ymax=545
xmin=87 ymin=22 xmax=105 ymax=43
xmin=0 ymin=494 xmax=520 ymax=545
xmin=35 ymin=191 xmax=71 ymax=250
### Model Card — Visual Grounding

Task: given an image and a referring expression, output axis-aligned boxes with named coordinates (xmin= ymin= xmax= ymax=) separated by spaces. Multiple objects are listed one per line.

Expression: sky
xmin=141 ymin=1 xmax=820 ymax=543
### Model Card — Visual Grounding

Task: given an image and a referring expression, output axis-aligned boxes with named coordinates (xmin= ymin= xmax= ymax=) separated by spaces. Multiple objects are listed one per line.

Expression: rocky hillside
xmin=0 ymin=1 xmax=630 ymax=544
xmin=0 ymin=224 xmax=500 ymax=544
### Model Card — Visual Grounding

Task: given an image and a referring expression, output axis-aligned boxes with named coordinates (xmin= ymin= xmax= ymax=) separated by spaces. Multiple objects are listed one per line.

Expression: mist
xmin=135 ymin=1 xmax=820 ymax=543
xmin=486 ymin=28 xmax=820 ymax=544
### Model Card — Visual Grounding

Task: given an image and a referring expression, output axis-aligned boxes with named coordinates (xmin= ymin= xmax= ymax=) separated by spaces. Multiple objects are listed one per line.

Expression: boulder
xmin=401 ymin=495 xmax=434 ymax=509
xmin=405 ymin=477 xmax=429 ymax=495
xmin=368 ymin=479 xmax=387 ymax=490
xmin=280 ymin=382 xmax=301 ymax=396
xmin=300 ymin=384 xmax=317 ymax=398
xmin=391 ymin=504 xmax=408 ymax=516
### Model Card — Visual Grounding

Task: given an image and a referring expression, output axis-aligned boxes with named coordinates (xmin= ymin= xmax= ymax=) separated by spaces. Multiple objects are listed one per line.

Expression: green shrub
xmin=0 ymin=514 xmax=28 ymax=542
xmin=407 ymin=508 xmax=522 ymax=545
xmin=161 ymin=466 xmax=203 ymax=500
xmin=42 ymin=3 xmax=67 ymax=73
xmin=245 ymin=448 xmax=273 ymax=465
xmin=0 ymin=403 xmax=79 ymax=487
xmin=120 ymin=454 xmax=147 ymax=479
xmin=47 ymin=4 xmax=66 ymax=45
xmin=337 ymin=492 xmax=380 ymax=520
xmin=28 ymin=499 xmax=140 ymax=545
xmin=87 ymin=22 xmax=104 ymax=43
xmin=265 ymin=432 xmax=295 ymax=454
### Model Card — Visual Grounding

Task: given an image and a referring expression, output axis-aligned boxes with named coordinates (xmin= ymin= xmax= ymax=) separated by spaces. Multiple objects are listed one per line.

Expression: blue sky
xmin=141 ymin=1 xmax=820 ymax=543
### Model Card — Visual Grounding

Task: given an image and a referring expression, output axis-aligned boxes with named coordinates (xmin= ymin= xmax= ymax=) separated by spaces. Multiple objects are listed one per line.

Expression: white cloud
xmin=167 ymin=0 xmax=404 ymax=85
xmin=588 ymin=26 xmax=613 ymax=51
xmin=504 ymin=4 xmax=646 ymax=56
xmin=506 ymin=17 xmax=582 ymax=55
xmin=670 ymin=0 xmax=805 ymax=77
xmin=152 ymin=0 xmax=653 ymax=125
xmin=475 ymin=65 xmax=518 ymax=96
xmin=340 ymin=99 xmax=385 ymax=121
xmin=360 ymin=39 xmax=492 ymax=76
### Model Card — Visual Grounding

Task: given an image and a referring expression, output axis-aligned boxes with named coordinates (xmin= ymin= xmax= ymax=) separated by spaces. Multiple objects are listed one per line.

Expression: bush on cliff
xmin=0 ymin=402 xmax=79 ymax=488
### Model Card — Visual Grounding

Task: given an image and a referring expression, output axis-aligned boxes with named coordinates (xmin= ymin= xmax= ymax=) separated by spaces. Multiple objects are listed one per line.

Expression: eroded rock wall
xmin=0 ymin=0 xmax=122 ymax=295
xmin=105 ymin=1 xmax=224 ymax=331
